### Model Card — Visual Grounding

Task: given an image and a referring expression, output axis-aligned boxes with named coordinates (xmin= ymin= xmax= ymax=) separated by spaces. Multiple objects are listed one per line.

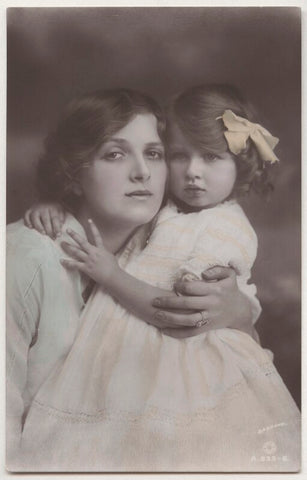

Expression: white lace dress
xmin=19 ymin=200 xmax=300 ymax=472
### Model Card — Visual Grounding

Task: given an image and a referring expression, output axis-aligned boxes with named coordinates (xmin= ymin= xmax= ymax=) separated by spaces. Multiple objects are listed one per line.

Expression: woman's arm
xmin=155 ymin=267 xmax=260 ymax=340
xmin=61 ymin=222 xmax=258 ymax=339
xmin=24 ymin=204 xmax=259 ymax=340
xmin=155 ymin=204 xmax=261 ymax=340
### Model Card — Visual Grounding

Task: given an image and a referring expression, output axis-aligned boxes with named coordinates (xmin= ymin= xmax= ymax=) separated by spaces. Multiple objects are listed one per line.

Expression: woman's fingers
xmin=88 ymin=219 xmax=104 ymax=248
xmin=153 ymin=309 xmax=209 ymax=328
xmin=173 ymin=279 xmax=214 ymax=297
xmin=152 ymin=293 xmax=213 ymax=311
xmin=66 ymin=229 xmax=91 ymax=253
xmin=201 ymin=265 xmax=237 ymax=281
xmin=61 ymin=242 xmax=88 ymax=261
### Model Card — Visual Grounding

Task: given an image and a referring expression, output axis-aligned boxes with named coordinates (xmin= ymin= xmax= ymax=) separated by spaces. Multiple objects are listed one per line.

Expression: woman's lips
xmin=125 ymin=190 xmax=153 ymax=200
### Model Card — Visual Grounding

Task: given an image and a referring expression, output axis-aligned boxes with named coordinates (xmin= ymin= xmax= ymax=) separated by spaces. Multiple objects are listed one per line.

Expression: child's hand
xmin=24 ymin=202 xmax=66 ymax=239
xmin=60 ymin=219 xmax=118 ymax=285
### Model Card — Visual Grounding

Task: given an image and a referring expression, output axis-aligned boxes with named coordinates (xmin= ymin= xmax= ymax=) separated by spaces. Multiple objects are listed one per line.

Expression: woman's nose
xmin=186 ymin=156 xmax=202 ymax=179
xmin=130 ymin=154 xmax=151 ymax=182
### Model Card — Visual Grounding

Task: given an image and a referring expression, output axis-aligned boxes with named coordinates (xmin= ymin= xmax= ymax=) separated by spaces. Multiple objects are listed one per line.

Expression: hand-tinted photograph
xmin=6 ymin=6 xmax=301 ymax=472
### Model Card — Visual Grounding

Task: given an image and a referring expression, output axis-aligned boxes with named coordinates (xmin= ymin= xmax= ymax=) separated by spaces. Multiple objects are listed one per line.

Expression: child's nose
xmin=186 ymin=156 xmax=203 ymax=179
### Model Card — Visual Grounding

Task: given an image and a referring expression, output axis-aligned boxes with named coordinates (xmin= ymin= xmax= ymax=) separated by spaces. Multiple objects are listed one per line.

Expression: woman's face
xmin=78 ymin=113 xmax=167 ymax=230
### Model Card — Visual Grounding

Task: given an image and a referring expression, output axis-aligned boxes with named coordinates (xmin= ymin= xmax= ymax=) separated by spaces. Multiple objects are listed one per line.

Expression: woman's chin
xmin=119 ymin=205 xmax=161 ymax=227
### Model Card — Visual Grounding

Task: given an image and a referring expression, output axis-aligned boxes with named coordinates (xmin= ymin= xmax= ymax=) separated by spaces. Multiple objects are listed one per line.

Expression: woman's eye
xmin=146 ymin=150 xmax=164 ymax=160
xmin=104 ymin=151 xmax=124 ymax=161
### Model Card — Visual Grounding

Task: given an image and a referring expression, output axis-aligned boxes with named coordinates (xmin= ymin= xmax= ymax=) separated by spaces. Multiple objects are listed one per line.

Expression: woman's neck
xmin=76 ymin=207 xmax=137 ymax=254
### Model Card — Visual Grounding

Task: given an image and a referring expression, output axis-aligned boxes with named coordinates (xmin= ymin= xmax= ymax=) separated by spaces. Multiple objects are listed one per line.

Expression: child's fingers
xmin=31 ymin=211 xmax=46 ymax=235
xmin=61 ymin=241 xmax=88 ymax=262
xmin=59 ymin=209 xmax=66 ymax=224
xmin=88 ymin=219 xmax=104 ymax=248
xmin=51 ymin=214 xmax=63 ymax=238
xmin=24 ymin=209 xmax=33 ymax=228
xmin=66 ymin=229 xmax=91 ymax=253
xmin=60 ymin=258 xmax=85 ymax=271
xmin=41 ymin=211 xmax=53 ymax=238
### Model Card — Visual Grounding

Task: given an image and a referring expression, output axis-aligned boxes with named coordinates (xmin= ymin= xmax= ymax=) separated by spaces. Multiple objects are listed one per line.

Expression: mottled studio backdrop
xmin=7 ymin=7 xmax=301 ymax=406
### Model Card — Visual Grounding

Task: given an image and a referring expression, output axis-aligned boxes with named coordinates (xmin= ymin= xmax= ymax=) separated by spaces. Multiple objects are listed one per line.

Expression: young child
xmin=22 ymin=84 xmax=300 ymax=471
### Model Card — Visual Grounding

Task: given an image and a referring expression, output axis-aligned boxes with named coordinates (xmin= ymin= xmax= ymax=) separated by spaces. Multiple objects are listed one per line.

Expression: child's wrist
xmin=100 ymin=258 xmax=121 ymax=288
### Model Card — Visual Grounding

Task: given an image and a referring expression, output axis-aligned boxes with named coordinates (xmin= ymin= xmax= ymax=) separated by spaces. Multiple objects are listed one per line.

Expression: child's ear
xmin=71 ymin=181 xmax=83 ymax=196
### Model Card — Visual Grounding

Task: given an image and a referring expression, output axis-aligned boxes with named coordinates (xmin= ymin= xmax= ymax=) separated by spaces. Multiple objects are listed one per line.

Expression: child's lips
xmin=184 ymin=185 xmax=206 ymax=191
xmin=184 ymin=185 xmax=206 ymax=192
xmin=184 ymin=185 xmax=207 ymax=197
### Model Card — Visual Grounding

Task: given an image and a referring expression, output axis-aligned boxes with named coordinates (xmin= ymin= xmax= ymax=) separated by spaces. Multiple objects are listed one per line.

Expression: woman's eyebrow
xmin=107 ymin=139 xmax=164 ymax=149
xmin=107 ymin=138 xmax=129 ymax=145
xmin=145 ymin=142 xmax=164 ymax=148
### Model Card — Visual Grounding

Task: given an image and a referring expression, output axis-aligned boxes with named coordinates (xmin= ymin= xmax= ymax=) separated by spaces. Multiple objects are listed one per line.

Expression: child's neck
xmin=170 ymin=194 xmax=217 ymax=213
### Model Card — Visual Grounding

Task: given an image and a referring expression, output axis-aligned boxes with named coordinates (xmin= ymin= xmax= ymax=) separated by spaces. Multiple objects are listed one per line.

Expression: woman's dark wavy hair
xmin=37 ymin=88 xmax=166 ymax=211
xmin=166 ymin=84 xmax=275 ymax=198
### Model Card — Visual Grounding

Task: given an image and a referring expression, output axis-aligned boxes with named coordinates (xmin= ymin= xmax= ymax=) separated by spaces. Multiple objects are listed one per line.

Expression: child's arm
xmin=25 ymin=204 xmax=259 ymax=339
xmin=61 ymin=225 xmax=259 ymax=340
xmin=24 ymin=202 xmax=66 ymax=239
xmin=60 ymin=220 xmax=202 ymax=333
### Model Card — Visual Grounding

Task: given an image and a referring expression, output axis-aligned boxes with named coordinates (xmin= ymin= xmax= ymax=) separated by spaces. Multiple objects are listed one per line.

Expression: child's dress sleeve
xmin=176 ymin=203 xmax=261 ymax=324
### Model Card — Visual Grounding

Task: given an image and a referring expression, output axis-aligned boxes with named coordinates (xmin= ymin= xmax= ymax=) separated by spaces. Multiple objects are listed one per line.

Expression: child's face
xmin=167 ymin=124 xmax=237 ymax=209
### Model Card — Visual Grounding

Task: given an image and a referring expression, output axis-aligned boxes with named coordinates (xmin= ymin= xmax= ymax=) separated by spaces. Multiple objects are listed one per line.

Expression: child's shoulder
xmin=199 ymin=200 xmax=257 ymax=242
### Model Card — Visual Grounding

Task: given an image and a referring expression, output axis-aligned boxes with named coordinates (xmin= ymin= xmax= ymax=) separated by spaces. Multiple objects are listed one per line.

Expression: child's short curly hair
xmin=37 ymin=88 xmax=166 ymax=211
xmin=166 ymin=84 xmax=275 ymax=198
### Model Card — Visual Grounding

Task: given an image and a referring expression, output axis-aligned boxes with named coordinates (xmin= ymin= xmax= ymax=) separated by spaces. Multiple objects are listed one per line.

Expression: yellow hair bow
xmin=220 ymin=110 xmax=279 ymax=164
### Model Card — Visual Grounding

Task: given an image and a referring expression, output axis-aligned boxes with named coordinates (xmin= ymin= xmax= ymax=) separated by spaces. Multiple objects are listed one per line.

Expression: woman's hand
xmin=60 ymin=219 xmax=118 ymax=285
xmin=152 ymin=266 xmax=256 ymax=339
xmin=24 ymin=202 xmax=66 ymax=239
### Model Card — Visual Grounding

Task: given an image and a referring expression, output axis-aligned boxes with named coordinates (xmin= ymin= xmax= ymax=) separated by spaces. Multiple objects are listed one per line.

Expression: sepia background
xmin=6 ymin=7 xmax=301 ymax=407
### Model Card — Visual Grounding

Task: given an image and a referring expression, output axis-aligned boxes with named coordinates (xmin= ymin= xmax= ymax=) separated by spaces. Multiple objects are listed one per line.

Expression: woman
xmin=7 ymin=88 xmax=262 ymax=471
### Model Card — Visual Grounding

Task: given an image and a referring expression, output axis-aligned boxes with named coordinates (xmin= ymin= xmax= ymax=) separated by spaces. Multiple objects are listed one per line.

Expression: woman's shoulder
xmin=6 ymin=215 xmax=85 ymax=295
xmin=6 ymin=220 xmax=58 ymax=290
xmin=6 ymin=214 xmax=83 ymax=265
xmin=7 ymin=219 xmax=52 ymax=252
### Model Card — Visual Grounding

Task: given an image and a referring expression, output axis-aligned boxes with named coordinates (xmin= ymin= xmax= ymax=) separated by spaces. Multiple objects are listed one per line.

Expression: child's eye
xmin=203 ymin=153 xmax=220 ymax=162
xmin=145 ymin=149 xmax=164 ymax=161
